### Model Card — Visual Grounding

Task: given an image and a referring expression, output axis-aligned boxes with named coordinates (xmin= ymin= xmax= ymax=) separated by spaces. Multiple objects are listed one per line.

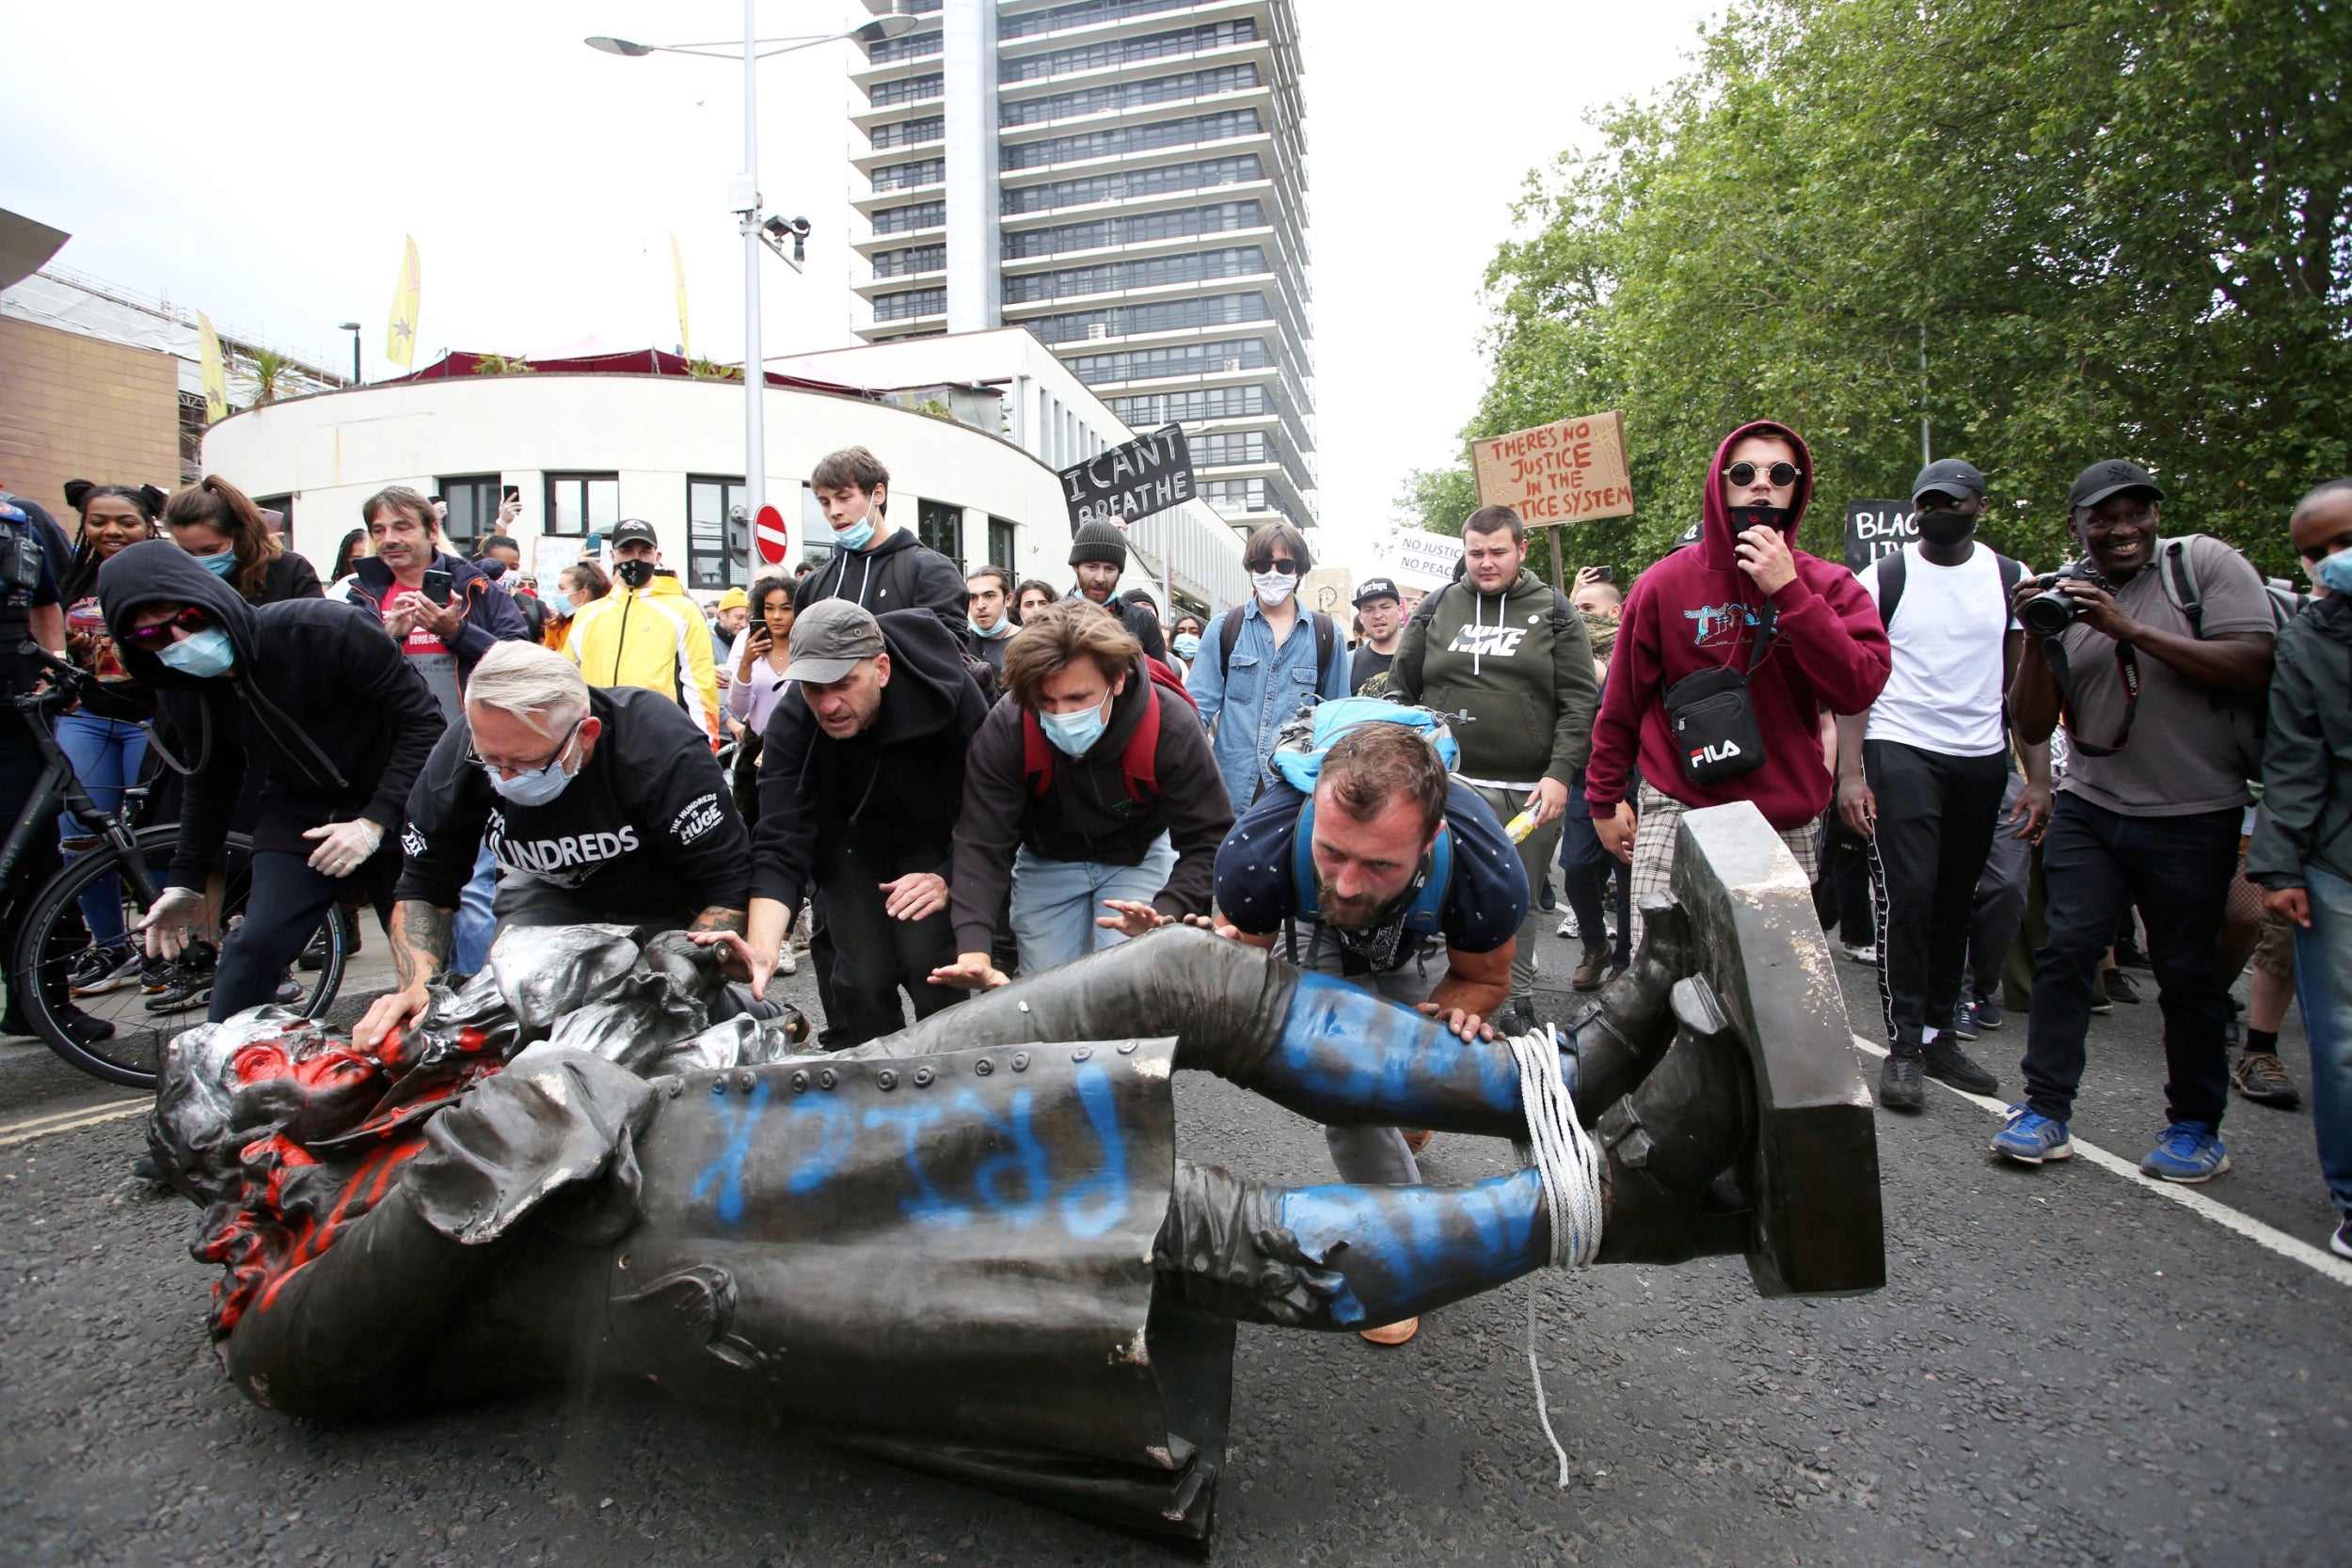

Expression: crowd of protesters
xmin=5 ymin=420 xmax=2346 ymax=1287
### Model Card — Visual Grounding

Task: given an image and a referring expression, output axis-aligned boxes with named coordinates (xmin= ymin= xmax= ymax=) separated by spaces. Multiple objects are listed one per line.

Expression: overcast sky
xmin=2 ymin=0 xmax=1717 ymax=560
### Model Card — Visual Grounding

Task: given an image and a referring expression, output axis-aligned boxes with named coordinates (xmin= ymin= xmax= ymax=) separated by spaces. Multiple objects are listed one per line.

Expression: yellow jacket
xmin=562 ymin=572 xmax=722 ymax=746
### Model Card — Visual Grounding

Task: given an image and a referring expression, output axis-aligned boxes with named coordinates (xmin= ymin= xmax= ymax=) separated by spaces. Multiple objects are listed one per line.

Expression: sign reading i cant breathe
xmin=1471 ymin=411 xmax=1638 ymax=526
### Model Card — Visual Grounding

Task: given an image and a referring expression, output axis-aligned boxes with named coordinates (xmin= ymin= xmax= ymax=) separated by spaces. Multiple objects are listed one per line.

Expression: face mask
xmin=546 ymin=593 xmax=575 ymax=618
xmin=1252 ymin=569 xmax=1297 ymax=606
xmin=969 ymin=615 xmax=1011 ymax=640
xmin=1038 ymin=700 xmax=1108 ymax=758
xmin=157 ymin=626 xmax=236 ymax=678
xmin=2317 ymin=550 xmax=2352 ymax=596
xmin=1172 ymin=632 xmax=1201 ymax=659
xmin=1916 ymin=506 xmax=1978 ymax=548
xmin=1725 ymin=504 xmax=1794 ymax=535
xmin=614 ymin=558 xmax=655 ymax=590
xmin=833 ymin=515 xmax=876 ymax=552
xmin=199 ymin=551 xmax=238 ymax=578
xmin=483 ymin=733 xmax=579 ymax=807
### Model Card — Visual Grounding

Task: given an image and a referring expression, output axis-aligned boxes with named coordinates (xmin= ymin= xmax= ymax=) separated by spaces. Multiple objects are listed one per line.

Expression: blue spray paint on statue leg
xmin=1260 ymin=972 xmax=1568 ymax=1132
xmin=1272 ymin=1167 xmax=1549 ymax=1326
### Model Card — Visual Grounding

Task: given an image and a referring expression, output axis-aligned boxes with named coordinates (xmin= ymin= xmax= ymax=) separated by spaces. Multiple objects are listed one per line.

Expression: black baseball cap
xmin=1352 ymin=576 xmax=1401 ymax=606
xmin=2068 ymin=459 xmax=2164 ymax=513
xmin=1911 ymin=458 xmax=1986 ymax=504
xmin=608 ymin=518 xmax=660 ymax=548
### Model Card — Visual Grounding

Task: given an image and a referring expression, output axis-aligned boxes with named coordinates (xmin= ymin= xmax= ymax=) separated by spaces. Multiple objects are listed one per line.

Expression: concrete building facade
xmin=847 ymin=0 xmax=1315 ymax=539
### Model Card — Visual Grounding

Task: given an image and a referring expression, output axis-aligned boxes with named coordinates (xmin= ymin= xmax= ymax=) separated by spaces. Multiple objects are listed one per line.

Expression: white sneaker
xmin=776 ymin=945 xmax=798 ymax=976
xmin=1841 ymin=942 xmax=1877 ymax=964
xmin=1555 ymin=913 xmax=1580 ymax=940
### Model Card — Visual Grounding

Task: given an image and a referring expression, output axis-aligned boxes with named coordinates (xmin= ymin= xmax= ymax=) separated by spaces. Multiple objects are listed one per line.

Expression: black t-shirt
xmin=397 ymin=685 xmax=750 ymax=917
xmin=1214 ymin=777 xmax=1527 ymax=971
xmin=1350 ymin=643 xmax=1396 ymax=693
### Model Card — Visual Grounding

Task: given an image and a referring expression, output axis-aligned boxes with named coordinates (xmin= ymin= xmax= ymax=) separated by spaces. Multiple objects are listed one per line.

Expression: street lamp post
xmin=337 ymin=321 xmax=361 ymax=387
xmin=588 ymin=3 xmax=917 ymax=583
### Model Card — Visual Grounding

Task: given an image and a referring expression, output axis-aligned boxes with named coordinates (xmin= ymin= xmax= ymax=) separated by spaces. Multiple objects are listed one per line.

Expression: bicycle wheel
xmin=10 ymin=828 xmax=352 ymax=1088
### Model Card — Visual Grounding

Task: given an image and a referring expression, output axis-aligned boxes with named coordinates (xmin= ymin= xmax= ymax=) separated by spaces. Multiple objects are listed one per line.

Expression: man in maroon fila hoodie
xmin=1587 ymin=420 xmax=1893 ymax=952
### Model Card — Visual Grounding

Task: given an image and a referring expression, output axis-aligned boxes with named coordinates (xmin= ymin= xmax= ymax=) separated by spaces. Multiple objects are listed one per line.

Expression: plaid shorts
xmin=1626 ymin=781 xmax=1823 ymax=956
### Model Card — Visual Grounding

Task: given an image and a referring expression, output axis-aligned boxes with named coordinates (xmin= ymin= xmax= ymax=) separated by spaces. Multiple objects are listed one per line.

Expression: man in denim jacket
xmin=1185 ymin=521 xmax=1351 ymax=811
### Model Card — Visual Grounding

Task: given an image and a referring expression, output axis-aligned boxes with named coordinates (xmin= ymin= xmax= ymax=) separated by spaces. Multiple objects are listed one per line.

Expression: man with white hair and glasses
xmin=355 ymin=641 xmax=753 ymax=1049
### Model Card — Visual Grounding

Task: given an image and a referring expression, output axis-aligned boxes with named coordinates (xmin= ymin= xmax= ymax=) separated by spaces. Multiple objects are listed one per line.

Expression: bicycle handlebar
xmin=12 ymin=640 xmax=96 ymax=711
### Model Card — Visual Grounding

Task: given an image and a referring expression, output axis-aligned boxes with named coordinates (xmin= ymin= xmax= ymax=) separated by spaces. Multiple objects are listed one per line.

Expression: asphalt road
xmin=3 ymin=940 xmax=2346 ymax=1567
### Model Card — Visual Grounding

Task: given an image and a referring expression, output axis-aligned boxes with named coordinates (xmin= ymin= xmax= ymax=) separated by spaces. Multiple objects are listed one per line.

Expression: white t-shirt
xmin=1853 ymin=543 xmax=2020 ymax=757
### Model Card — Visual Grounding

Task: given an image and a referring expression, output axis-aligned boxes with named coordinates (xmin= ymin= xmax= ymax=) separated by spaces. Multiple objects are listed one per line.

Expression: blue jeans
xmin=55 ymin=711 xmax=147 ymax=945
xmin=1009 ymin=832 xmax=1179 ymax=976
xmin=452 ymin=840 xmax=500 ymax=975
xmin=2294 ymin=863 xmax=2352 ymax=1217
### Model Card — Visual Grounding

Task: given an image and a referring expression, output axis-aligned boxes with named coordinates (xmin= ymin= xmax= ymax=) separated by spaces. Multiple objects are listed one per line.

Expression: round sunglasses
xmin=1726 ymin=461 xmax=1804 ymax=488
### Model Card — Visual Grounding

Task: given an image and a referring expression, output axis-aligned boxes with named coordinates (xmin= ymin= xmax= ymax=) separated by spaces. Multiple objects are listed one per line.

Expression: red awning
xmin=381 ymin=347 xmax=874 ymax=398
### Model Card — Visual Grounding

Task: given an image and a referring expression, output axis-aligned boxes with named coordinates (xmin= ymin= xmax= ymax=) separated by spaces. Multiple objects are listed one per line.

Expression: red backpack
xmin=1021 ymin=656 xmax=1198 ymax=802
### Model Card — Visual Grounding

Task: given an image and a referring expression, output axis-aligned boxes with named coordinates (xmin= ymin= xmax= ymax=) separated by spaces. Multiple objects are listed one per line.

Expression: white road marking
xmin=0 ymin=1100 xmax=148 ymax=1148
xmin=1852 ymin=1033 xmax=2352 ymax=1290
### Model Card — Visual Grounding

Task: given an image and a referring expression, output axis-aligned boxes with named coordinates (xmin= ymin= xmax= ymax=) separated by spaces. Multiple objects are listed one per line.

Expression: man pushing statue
xmin=149 ymin=799 xmax=1881 ymax=1545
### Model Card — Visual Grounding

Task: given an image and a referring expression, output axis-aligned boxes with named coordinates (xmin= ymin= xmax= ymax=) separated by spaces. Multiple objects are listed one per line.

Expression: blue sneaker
xmin=1971 ymin=998 xmax=2005 ymax=1030
xmin=1951 ymin=1004 xmax=1980 ymax=1041
xmin=1989 ymin=1105 xmax=2073 ymax=1165
xmin=2139 ymin=1123 xmax=2230 ymax=1183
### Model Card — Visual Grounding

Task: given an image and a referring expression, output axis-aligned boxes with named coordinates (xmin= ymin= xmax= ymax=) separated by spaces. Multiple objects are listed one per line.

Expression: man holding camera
xmin=1995 ymin=460 xmax=2276 ymax=1180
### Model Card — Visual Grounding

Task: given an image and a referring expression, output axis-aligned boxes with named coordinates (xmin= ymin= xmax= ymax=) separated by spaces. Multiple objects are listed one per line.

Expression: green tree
xmin=1477 ymin=0 xmax=2352 ymax=580
xmin=1391 ymin=462 xmax=1478 ymax=538
xmin=236 ymin=347 xmax=297 ymax=407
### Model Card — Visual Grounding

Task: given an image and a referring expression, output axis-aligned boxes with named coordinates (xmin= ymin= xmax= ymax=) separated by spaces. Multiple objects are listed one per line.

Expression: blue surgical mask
xmin=969 ymin=615 xmax=1011 ymax=640
xmin=483 ymin=736 xmax=579 ymax=807
xmin=2318 ymin=549 xmax=2352 ymax=596
xmin=1038 ymin=701 xmax=1108 ymax=758
xmin=157 ymin=626 xmax=236 ymax=678
xmin=546 ymin=593 xmax=575 ymax=618
xmin=199 ymin=551 xmax=237 ymax=578
xmin=834 ymin=517 xmax=875 ymax=552
xmin=1172 ymin=632 xmax=1201 ymax=659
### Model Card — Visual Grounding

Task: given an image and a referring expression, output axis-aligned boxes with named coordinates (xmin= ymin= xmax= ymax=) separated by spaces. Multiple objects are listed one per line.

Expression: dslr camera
xmin=2017 ymin=564 xmax=2108 ymax=638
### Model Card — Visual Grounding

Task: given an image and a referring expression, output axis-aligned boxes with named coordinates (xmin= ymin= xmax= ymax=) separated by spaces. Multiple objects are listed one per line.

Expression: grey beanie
xmin=1067 ymin=520 xmax=1129 ymax=570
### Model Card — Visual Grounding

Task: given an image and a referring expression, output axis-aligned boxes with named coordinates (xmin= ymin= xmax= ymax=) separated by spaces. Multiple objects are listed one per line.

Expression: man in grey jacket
xmin=1393 ymin=505 xmax=1598 ymax=1028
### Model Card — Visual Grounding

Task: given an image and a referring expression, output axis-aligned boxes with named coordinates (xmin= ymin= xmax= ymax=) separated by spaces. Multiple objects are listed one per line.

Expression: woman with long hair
xmin=1014 ymin=578 xmax=1057 ymax=624
xmin=724 ymin=576 xmax=797 ymax=736
xmin=328 ymin=528 xmax=367 ymax=585
xmin=55 ymin=480 xmax=165 ymax=994
xmin=163 ymin=475 xmax=321 ymax=604
xmin=541 ymin=559 xmax=611 ymax=655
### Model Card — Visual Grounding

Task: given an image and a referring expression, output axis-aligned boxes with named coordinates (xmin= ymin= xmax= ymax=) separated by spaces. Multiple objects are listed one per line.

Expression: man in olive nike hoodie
xmin=1394 ymin=505 xmax=1598 ymax=1022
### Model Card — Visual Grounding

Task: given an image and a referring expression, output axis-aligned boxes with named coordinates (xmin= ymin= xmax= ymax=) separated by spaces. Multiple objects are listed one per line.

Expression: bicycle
xmin=1 ymin=644 xmax=350 ymax=1087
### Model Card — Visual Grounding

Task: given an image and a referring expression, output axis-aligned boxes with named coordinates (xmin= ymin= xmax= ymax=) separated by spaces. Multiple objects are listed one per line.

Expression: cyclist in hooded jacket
xmin=98 ymin=541 xmax=443 ymax=1022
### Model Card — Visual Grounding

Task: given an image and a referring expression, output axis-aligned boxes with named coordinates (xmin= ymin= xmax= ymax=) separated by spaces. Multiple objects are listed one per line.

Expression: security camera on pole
xmin=587 ymin=3 xmax=920 ymax=585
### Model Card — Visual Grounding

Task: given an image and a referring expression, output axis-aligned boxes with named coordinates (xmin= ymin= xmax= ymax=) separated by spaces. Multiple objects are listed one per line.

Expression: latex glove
xmin=303 ymin=817 xmax=385 ymax=879
xmin=136 ymin=886 xmax=206 ymax=960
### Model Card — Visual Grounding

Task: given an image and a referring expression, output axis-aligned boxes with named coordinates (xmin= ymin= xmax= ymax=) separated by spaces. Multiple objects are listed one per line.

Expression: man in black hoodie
xmin=100 ymin=541 xmax=444 ymax=1022
xmin=792 ymin=447 xmax=968 ymax=643
xmin=738 ymin=601 xmax=987 ymax=1045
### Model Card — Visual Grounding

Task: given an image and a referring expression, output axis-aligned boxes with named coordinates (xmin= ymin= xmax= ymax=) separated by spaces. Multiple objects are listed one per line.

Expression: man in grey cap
xmin=1065 ymin=519 xmax=1168 ymax=660
xmin=1835 ymin=458 xmax=2040 ymax=1112
xmin=1994 ymin=458 xmax=2277 ymax=1181
xmin=728 ymin=599 xmax=990 ymax=1045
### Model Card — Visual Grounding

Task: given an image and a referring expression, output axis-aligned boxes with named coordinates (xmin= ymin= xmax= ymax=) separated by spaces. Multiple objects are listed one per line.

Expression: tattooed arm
xmin=352 ymin=900 xmax=454 ymax=1051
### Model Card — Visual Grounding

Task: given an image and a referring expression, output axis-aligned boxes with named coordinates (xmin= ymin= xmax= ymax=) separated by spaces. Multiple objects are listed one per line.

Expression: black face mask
xmin=1725 ymin=504 xmax=1795 ymax=535
xmin=1916 ymin=506 xmax=1978 ymax=549
xmin=614 ymin=558 xmax=656 ymax=590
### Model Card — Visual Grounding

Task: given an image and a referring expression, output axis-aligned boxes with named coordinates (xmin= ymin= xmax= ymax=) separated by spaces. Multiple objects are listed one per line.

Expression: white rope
xmin=1508 ymin=1022 xmax=1606 ymax=1489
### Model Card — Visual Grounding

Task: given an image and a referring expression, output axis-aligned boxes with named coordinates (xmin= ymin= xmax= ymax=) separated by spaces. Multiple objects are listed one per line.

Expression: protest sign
xmin=1057 ymin=424 xmax=1194 ymax=529
xmin=1844 ymin=499 xmax=1916 ymax=572
xmin=1470 ymin=411 xmax=1637 ymax=528
xmin=1301 ymin=566 xmax=1355 ymax=619
xmin=1393 ymin=529 xmax=1462 ymax=592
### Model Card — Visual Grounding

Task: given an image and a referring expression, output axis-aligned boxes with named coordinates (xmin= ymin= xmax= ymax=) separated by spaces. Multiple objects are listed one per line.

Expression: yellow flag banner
xmin=386 ymin=235 xmax=421 ymax=368
xmin=670 ymin=232 xmax=691 ymax=360
xmin=195 ymin=311 xmax=229 ymax=423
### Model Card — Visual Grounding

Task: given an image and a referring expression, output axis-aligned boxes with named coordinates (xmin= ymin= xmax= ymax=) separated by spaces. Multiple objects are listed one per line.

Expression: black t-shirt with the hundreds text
xmin=396 ymin=685 xmax=751 ymax=918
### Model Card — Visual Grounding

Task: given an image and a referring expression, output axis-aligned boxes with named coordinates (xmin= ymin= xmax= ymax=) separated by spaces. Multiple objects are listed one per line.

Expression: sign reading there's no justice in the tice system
xmin=1844 ymin=499 xmax=1917 ymax=572
xmin=1471 ymin=411 xmax=1638 ymax=525
xmin=1057 ymin=424 xmax=1195 ymax=530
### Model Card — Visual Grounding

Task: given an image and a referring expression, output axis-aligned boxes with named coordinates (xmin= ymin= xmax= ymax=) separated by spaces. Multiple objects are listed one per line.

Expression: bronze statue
xmin=151 ymin=801 xmax=1881 ymax=1544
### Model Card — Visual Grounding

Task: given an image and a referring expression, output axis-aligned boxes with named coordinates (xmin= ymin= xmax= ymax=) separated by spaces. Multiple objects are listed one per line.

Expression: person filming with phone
xmin=338 ymin=485 xmax=529 ymax=728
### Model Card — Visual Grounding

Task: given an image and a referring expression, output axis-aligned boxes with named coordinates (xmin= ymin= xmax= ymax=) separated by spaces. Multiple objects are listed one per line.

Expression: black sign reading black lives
xmin=1057 ymin=424 xmax=1194 ymax=530
xmin=1844 ymin=499 xmax=1917 ymax=572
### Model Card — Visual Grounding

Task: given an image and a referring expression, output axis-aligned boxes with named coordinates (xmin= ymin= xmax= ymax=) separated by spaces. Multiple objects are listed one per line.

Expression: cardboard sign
xmin=1300 ymin=566 xmax=1355 ymax=619
xmin=1844 ymin=499 xmax=1915 ymax=572
xmin=1392 ymin=529 xmax=1462 ymax=592
xmin=1057 ymin=423 xmax=1194 ymax=529
xmin=1471 ymin=411 xmax=1636 ymax=526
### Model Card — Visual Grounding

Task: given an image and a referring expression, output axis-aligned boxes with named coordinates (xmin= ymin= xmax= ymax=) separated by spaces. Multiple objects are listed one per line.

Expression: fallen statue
xmin=149 ymin=800 xmax=1881 ymax=1544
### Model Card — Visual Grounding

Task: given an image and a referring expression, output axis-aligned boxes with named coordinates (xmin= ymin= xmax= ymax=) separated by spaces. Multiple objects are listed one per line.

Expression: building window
xmin=800 ymin=483 xmax=835 ymax=565
xmin=1063 ymin=335 xmax=1273 ymax=386
xmin=686 ymin=475 xmax=745 ymax=591
xmin=1108 ymin=384 xmax=1270 ymax=423
xmin=988 ymin=515 xmax=1017 ymax=571
xmin=870 ymin=116 xmax=945 ymax=151
xmin=546 ymin=473 xmax=620 ymax=537
xmin=872 ymin=201 xmax=946 ymax=236
xmin=436 ymin=475 xmax=501 ymax=551
xmin=251 ymin=493 xmax=295 ymax=540
xmin=865 ymin=28 xmax=942 ymax=64
xmin=872 ymin=244 xmax=947 ymax=279
xmin=873 ymin=287 xmax=947 ymax=323
xmin=1002 ymin=200 xmax=1264 ymax=261
xmin=999 ymin=65 xmax=1259 ymax=128
xmin=999 ymin=110 xmax=1261 ymax=172
xmin=1000 ymin=153 xmax=1263 ymax=216
xmin=1000 ymin=0 xmax=1203 ymax=40
xmin=869 ymin=72 xmax=944 ymax=109
xmin=1003 ymin=245 xmax=1266 ymax=305
xmin=917 ymin=499 xmax=962 ymax=571
xmin=1000 ymin=20 xmax=1258 ymax=85
xmin=872 ymin=158 xmax=946 ymax=194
